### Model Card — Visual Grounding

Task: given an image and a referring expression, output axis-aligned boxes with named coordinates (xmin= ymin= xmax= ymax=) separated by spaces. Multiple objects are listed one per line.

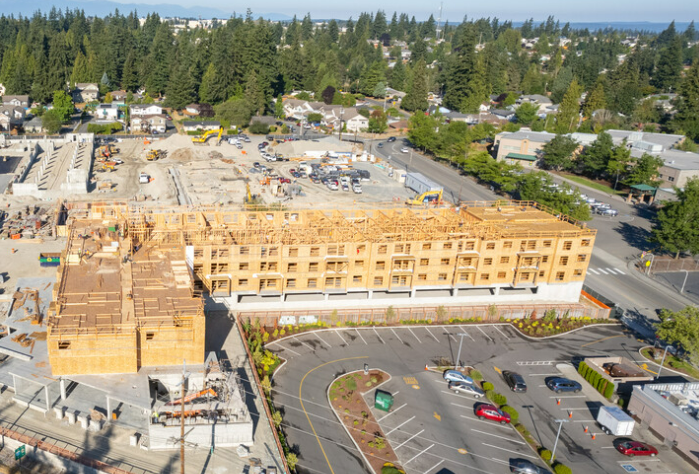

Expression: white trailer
xmin=596 ymin=406 xmax=634 ymax=436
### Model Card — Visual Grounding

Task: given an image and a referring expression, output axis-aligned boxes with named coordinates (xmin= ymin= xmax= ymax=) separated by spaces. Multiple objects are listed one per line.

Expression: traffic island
xmin=327 ymin=370 xmax=403 ymax=474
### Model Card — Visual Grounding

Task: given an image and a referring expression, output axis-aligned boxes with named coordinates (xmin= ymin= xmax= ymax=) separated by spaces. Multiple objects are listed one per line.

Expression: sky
xmin=105 ymin=0 xmax=698 ymax=22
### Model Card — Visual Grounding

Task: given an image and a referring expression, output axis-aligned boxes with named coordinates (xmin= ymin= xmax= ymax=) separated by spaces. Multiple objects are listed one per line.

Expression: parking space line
xmin=530 ymin=373 xmax=560 ymax=376
xmin=334 ymin=329 xmax=347 ymax=345
xmin=314 ymin=333 xmax=332 ymax=348
xmin=355 ymin=329 xmax=368 ymax=345
xmin=405 ymin=443 xmax=434 ymax=465
xmin=293 ymin=336 xmax=315 ymax=351
xmin=408 ymin=327 xmax=422 ymax=343
xmin=477 ymin=326 xmax=493 ymax=342
xmin=571 ymin=419 xmax=595 ymax=423
xmin=422 ymin=459 xmax=444 ymax=474
xmin=460 ymin=414 xmax=513 ymax=429
xmin=377 ymin=403 xmax=407 ymax=422
xmin=280 ymin=345 xmax=301 ymax=356
xmin=458 ymin=326 xmax=475 ymax=341
xmin=450 ymin=402 xmax=472 ymax=409
xmin=425 ymin=328 xmax=440 ymax=343
xmin=394 ymin=429 xmax=424 ymax=450
xmin=559 ymin=408 xmax=591 ymax=411
xmin=549 ymin=395 xmax=587 ymax=398
xmin=446 ymin=332 xmax=457 ymax=342
xmin=482 ymin=443 xmax=537 ymax=459
xmin=391 ymin=328 xmax=405 ymax=344
xmin=373 ymin=328 xmax=386 ymax=344
xmin=442 ymin=390 xmax=480 ymax=401
xmin=471 ymin=429 xmax=525 ymax=445
xmin=492 ymin=325 xmax=510 ymax=340
xmin=386 ymin=416 xmax=415 ymax=435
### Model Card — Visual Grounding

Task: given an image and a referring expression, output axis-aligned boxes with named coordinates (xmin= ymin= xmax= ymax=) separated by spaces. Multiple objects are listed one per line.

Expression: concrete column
xmin=324 ymin=293 xmax=329 ymax=301
xmin=368 ymin=290 xmax=373 ymax=299
xmin=410 ymin=289 xmax=417 ymax=298
xmin=60 ymin=378 xmax=67 ymax=400
xmin=106 ymin=396 xmax=111 ymax=422
xmin=493 ymin=286 xmax=500 ymax=296
xmin=453 ymin=288 xmax=459 ymax=297
xmin=44 ymin=385 xmax=50 ymax=412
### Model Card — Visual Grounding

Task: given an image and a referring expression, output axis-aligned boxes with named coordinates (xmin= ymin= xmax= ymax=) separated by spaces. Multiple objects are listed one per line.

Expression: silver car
xmin=598 ymin=208 xmax=619 ymax=216
xmin=448 ymin=381 xmax=484 ymax=398
xmin=511 ymin=459 xmax=552 ymax=474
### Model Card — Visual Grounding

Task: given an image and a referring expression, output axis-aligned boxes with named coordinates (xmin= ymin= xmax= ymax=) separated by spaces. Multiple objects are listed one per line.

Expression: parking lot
xmin=269 ymin=324 xmax=694 ymax=474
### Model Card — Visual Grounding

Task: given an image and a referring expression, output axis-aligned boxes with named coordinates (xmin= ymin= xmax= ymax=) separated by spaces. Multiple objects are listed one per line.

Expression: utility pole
xmin=551 ymin=419 xmax=569 ymax=462
xmin=455 ymin=333 xmax=469 ymax=369
xmin=181 ymin=360 xmax=187 ymax=474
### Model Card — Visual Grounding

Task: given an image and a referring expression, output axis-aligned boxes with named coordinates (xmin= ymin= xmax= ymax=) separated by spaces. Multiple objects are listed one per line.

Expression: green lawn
xmin=641 ymin=348 xmax=699 ymax=379
xmin=559 ymin=174 xmax=622 ymax=195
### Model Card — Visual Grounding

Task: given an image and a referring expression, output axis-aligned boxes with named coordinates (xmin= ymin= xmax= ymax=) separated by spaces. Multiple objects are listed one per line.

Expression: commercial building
xmin=493 ymin=130 xmax=556 ymax=165
xmin=628 ymin=382 xmax=699 ymax=469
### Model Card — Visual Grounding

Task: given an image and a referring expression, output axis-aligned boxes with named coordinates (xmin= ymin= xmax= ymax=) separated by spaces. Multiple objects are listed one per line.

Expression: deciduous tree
xmin=656 ymin=306 xmax=699 ymax=364
xmin=651 ymin=178 xmax=699 ymax=258
xmin=541 ymin=135 xmax=578 ymax=171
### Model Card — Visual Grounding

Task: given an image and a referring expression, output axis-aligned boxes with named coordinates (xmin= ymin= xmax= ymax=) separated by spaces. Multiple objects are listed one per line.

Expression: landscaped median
xmin=327 ymin=370 xmax=404 ymax=474
xmin=639 ymin=346 xmax=699 ymax=380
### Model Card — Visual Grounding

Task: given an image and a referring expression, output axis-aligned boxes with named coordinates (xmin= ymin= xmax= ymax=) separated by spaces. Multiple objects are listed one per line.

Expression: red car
xmin=616 ymin=441 xmax=658 ymax=457
xmin=475 ymin=404 xmax=511 ymax=424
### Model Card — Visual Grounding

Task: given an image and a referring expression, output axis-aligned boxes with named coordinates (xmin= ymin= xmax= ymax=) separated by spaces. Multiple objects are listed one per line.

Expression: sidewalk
xmin=549 ymin=172 xmax=627 ymax=204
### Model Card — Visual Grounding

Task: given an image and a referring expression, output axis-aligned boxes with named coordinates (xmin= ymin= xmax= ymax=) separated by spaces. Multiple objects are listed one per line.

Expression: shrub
xmin=345 ymin=378 xmax=357 ymax=391
xmin=540 ymin=448 xmax=554 ymax=462
xmin=272 ymin=328 xmax=279 ymax=338
xmin=470 ymin=369 xmax=483 ymax=381
xmin=87 ymin=122 xmax=123 ymax=134
xmin=501 ymin=405 xmax=519 ymax=423
xmin=249 ymin=122 xmax=270 ymax=134
xmin=482 ymin=381 xmax=494 ymax=391
xmin=381 ymin=466 xmax=403 ymax=474
xmin=604 ymin=382 xmax=615 ymax=399
xmin=553 ymin=463 xmax=572 ymax=474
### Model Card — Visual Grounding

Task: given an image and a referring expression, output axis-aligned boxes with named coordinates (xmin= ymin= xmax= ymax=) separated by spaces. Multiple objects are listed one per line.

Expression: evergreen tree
xmin=244 ymin=70 xmax=266 ymax=117
xmin=541 ymin=135 xmax=578 ymax=171
xmin=583 ymin=80 xmax=607 ymax=118
xmin=328 ymin=20 xmax=339 ymax=43
xmin=652 ymin=178 xmax=699 ymax=259
xmin=47 ymin=33 xmax=70 ymax=93
xmin=146 ymin=23 xmax=173 ymax=96
xmin=301 ymin=14 xmax=313 ymax=41
xmin=555 ymin=78 xmax=582 ymax=134
xmin=373 ymin=11 xmax=388 ymax=39
xmin=401 ymin=58 xmax=428 ymax=112
xmin=358 ymin=62 xmax=386 ymax=96
xmin=462 ymin=55 xmax=489 ymax=113
xmin=70 ymin=52 xmax=91 ymax=86
xmin=624 ymin=153 xmax=663 ymax=186
xmin=121 ymin=51 xmax=139 ymax=91
xmin=579 ymin=132 xmax=614 ymax=177
xmin=389 ymin=59 xmax=406 ymax=91
xmin=521 ymin=63 xmax=545 ymax=95
xmin=654 ymin=36 xmax=683 ymax=91
xmin=674 ymin=62 xmax=699 ymax=141
xmin=443 ymin=26 xmax=477 ymax=112
xmin=166 ymin=64 xmax=195 ymax=110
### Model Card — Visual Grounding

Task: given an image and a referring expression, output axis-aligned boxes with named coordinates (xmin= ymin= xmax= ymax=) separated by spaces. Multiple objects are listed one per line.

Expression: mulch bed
xmin=328 ymin=370 xmax=402 ymax=474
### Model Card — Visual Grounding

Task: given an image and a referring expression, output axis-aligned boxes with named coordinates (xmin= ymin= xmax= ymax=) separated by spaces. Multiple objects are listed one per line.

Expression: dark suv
xmin=546 ymin=377 xmax=582 ymax=393
xmin=503 ymin=371 xmax=527 ymax=392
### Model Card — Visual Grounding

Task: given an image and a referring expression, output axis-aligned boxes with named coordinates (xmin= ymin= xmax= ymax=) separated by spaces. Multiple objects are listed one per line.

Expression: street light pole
xmin=680 ymin=269 xmax=689 ymax=294
xmin=455 ymin=334 xmax=469 ymax=370
xmin=551 ymin=419 xmax=569 ymax=462
xmin=656 ymin=345 xmax=670 ymax=380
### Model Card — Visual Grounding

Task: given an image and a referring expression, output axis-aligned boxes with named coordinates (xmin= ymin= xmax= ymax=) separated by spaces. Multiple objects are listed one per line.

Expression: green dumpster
xmin=374 ymin=390 xmax=394 ymax=412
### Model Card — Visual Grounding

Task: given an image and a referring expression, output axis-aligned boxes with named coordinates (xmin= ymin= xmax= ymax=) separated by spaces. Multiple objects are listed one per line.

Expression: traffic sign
xmin=14 ymin=445 xmax=25 ymax=460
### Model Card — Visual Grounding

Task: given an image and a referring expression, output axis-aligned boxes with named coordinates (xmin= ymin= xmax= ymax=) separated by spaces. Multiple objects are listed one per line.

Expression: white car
xmin=352 ymin=184 xmax=362 ymax=194
xmin=401 ymin=147 xmax=410 ymax=153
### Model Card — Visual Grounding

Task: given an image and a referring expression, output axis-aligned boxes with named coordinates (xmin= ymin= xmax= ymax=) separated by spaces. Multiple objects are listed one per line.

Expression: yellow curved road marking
xmin=299 ymin=356 xmax=368 ymax=474
xmin=580 ymin=334 xmax=624 ymax=347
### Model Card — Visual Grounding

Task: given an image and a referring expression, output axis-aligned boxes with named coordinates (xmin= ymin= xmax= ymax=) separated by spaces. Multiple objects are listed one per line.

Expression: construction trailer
xmin=405 ymin=172 xmax=442 ymax=196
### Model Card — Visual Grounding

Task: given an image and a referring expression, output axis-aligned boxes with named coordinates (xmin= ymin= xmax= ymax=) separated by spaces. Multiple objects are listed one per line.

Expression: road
xmin=269 ymin=324 xmax=695 ymax=474
xmin=369 ymin=138 xmax=693 ymax=332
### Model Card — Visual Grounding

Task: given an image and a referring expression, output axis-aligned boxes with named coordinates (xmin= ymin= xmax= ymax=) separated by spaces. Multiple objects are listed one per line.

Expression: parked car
xmin=598 ymin=208 xmax=619 ymax=216
xmin=510 ymin=459 xmax=551 ymax=474
xmin=377 ymin=142 xmax=383 ymax=148
xmin=341 ymin=183 xmax=350 ymax=192
xmin=387 ymin=137 xmax=396 ymax=142
xmin=503 ymin=371 xmax=527 ymax=392
xmin=448 ymin=381 xmax=484 ymax=398
xmin=443 ymin=370 xmax=474 ymax=385
xmin=475 ymin=404 xmax=511 ymax=424
xmin=401 ymin=147 xmax=410 ymax=153
xmin=546 ymin=377 xmax=582 ymax=393
xmin=352 ymin=184 xmax=362 ymax=194
xmin=249 ymin=167 xmax=260 ymax=174
xmin=616 ymin=441 xmax=658 ymax=457
xmin=253 ymin=162 xmax=261 ymax=168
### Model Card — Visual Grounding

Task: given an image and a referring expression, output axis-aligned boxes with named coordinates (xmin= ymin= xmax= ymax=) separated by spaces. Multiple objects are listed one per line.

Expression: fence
xmin=238 ymin=301 xmax=611 ymax=329
xmin=649 ymin=256 xmax=699 ymax=274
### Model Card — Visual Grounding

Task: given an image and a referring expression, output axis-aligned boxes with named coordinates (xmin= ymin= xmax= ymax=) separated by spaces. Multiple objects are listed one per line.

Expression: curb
xmin=326 ymin=369 xmax=394 ymax=474
xmin=637 ymin=346 xmax=699 ymax=381
xmin=624 ymin=258 xmax=698 ymax=308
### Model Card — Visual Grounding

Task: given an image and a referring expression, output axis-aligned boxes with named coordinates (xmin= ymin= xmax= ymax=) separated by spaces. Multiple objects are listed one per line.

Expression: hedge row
xmin=578 ymin=361 xmax=615 ymax=399
xmin=87 ymin=122 xmax=122 ymax=134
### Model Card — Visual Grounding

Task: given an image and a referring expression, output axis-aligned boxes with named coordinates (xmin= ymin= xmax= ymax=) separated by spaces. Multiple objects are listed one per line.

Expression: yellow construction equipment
xmin=102 ymin=161 xmax=116 ymax=171
xmin=246 ymin=182 xmax=253 ymax=202
xmin=192 ymin=127 xmax=223 ymax=145
xmin=405 ymin=189 xmax=443 ymax=206
xmin=146 ymin=150 xmax=160 ymax=161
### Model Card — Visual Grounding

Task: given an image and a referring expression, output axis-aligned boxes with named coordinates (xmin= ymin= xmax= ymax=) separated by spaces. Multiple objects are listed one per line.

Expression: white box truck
xmin=596 ymin=406 xmax=635 ymax=436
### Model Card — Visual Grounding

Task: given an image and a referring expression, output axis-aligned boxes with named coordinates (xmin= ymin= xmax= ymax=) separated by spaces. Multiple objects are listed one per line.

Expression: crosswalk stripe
xmin=597 ymin=268 xmax=609 ymax=274
xmin=605 ymin=268 xmax=619 ymax=274
xmin=588 ymin=268 xmax=599 ymax=275
xmin=614 ymin=267 xmax=626 ymax=275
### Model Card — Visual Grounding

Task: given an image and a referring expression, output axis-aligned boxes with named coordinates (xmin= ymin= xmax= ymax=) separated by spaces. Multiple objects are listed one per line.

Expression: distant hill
xmin=0 ymin=0 xmax=292 ymax=21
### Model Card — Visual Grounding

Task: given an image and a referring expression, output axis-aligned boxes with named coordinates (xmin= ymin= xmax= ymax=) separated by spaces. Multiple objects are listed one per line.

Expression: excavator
xmin=191 ymin=127 xmax=223 ymax=145
xmin=405 ymin=189 xmax=444 ymax=206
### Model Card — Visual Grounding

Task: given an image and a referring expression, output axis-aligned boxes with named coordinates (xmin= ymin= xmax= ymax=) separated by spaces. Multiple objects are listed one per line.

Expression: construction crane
xmin=405 ymin=189 xmax=444 ymax=206
xmin=191 ymin=127 xmax=223 ymax=145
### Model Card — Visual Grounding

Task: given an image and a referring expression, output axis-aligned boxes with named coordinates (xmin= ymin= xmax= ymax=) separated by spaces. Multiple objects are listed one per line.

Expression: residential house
xmin=342 ymin=109 xmax=369 ymax=132
xmin=185 ymin=104 xmax=202 ymax=116
xmin=94 ymin=104 xmax=121 ymax=122
xmin=283 ymin=99 xmax=315 ymax=120
xmin=24 ymin=116 xmax=44 ymax=133
xmin=517 ymin=94 xmax=553 ymax=114
xmin=182 ymin=121 xmax=220 ymax=132
xmin=109 ymin=90 xmax=129 ymax=104
xmin=0 ymin=105 xmax=25 ymax=131
xmin=131 ymin=114 xmax=167 ymax=133
xmin=2 ymin=95 xmax=30 ymax=108
xmin=72 ymin=83 xmax=100 ymax=103
xmin=129 ymin=104 xmax=163 ymax=117
xmin=491 ymin=109 xmax=516 ymax=121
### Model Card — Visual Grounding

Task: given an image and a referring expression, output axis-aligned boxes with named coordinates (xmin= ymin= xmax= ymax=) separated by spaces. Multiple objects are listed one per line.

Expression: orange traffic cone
xmin=584 ymin=426 xmax=588 ymax=433
xmin=591 ymin=433 xmax=596 ymax=440
xmin=424 ymin=364 xmax=429 ymax=371
xmin=557 ymin=399 xmax=561 ymax=405
xmin=568 ymin=411 xmax=573 ymax=419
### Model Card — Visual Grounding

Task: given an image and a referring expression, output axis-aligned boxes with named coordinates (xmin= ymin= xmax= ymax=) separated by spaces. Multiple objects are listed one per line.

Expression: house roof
xmin=183 ymin=121 xmax=220 ymax=127
xmin=0 ymin=105 xmax=24 ymax=115
xmin=499 ymin=130 xmax=556 ymax=143
xmin=630 ymin=184 xmax=657 ymax=192
xmin=97 ymin=103 xmax=119 ymax=109
xmin=75 ymin=83 xmax=99 ymax=90
xmin=343 ymin=109 xmax=367 ymax=121
xmin=521 ymin=94 xmax=552 ymax=105
xmin=130 ymin=104 xmax=162 ymax=110
xmin=631 ymin=148 xmax=699 ymax=171
xmin=186 ymin=103 xmax=201 ymax=110
xmin=607 ymin=130 xmax=683 ymax=151
xmin=2 ymin=95 xmax=29 ymax=102
xmin=25 ymin=116 xmax=43 ymax=127
xmin=135 ymin=114 xmax=167 ymax=120
xmin=491 ymin=109 xmax=515 ymax=117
